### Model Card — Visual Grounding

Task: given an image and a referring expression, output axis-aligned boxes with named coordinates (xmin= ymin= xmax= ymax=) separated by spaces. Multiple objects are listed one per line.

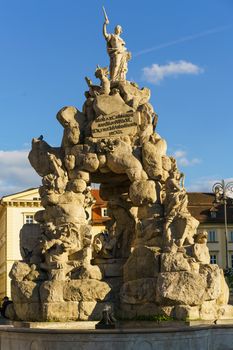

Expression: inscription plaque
xmin=91 ymin=112 xmax=139 ymax=138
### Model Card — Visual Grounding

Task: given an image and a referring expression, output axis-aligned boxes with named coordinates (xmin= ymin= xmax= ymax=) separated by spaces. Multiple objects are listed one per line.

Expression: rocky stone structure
xmin=9 ymin=12 xmax=233 ymax=322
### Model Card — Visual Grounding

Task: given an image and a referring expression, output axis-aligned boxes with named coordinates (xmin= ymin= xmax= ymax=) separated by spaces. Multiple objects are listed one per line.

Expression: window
xmin=231 ymin=254 xmax=233 ymax=268
xmin=101 ymin=208 xmax=108 ymax=217
xmin=208 ymin=230 xmax=217 ymax=242
xmin=210 ymin=211 xmax=217 ymax=219
xmin=210 ymin=255 xmax=217 ymax=264
xmin=229 ymin=231 xmax=233 ymax=242
xmin=24 ymin=215 xmax=34 ymax=224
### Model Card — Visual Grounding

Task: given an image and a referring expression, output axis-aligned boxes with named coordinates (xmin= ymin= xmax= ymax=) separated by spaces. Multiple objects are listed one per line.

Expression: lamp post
xmin=212 ymin=180 xmax=233 ymax=269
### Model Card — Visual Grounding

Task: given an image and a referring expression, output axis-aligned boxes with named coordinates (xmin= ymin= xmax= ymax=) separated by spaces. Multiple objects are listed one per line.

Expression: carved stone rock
xmin=42 ymin=301 xmax=79 ymax=322
xmin=120 ymin=278 xmax=157 ymax=304
xmin=9 ymin=262 xmax=31 ymax=282
xmin=129 ymin=180 xmax=156 ymax=206
xmin=113 ymin=81 xmax=150 ymax=109
xmin=160 ymin=252 xmax=192 ymax=273
xmin=192 ymin=243 xmax=210 ymax=264
xmin=63 ymin=280 xmax=111 ymax=302
xmin=93 ymin=93 xmax=132 ymax=117
xmin=123 ymin=246 xmax=159 ymax=282
xmin=157 ymin=271 xmax=204 ymax=306
xmin=174 ymin=305 xmax=200 ymax=320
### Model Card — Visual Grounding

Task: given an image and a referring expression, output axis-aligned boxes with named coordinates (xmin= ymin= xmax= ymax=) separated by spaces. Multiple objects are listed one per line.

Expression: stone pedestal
xmin=11 ymin=279 xmax=112 ymax=322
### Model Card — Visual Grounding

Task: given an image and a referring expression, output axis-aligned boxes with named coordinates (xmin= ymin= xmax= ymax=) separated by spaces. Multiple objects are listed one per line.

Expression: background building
xmin=188 ymin=192 xmax=233 ymax=269
xmin=0 ymin=189 xmax=233 ymax=299
xmin=0 ymin=188 xmax=41 ymax=299
xmin=90 ymin=189 xmax=109 ymax=236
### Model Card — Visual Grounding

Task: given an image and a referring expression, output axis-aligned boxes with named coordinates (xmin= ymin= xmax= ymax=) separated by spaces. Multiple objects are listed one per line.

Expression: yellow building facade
xmin=198 ymin=223 xmax=233 ymax=269
xmin=0 ymin=188 xmax=41 ymax=299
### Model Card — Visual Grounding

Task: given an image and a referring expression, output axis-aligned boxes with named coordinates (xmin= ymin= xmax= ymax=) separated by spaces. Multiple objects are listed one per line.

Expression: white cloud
xmin=187 ymin=177 xmax=217 ymax=192
xmin=142 ymin=60 xmax=203 ymax=84
xmin=173 ymin=149 xmax=201 ymax=167
xmin=173 ymin=150 xmax=186 ymax=158
xmin=187 ymin=177 xmax=233 ymax=194
xmin=0 ymin=150 xmax=40 ymax=197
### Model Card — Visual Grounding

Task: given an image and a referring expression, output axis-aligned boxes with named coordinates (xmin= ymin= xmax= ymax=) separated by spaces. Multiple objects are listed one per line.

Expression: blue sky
xmin=0 ymin=0 xmax=232 ymax=196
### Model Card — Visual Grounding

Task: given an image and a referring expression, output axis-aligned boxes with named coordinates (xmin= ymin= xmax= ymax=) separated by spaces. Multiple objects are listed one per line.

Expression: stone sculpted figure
xmin=95 ymin=66 xmax=111 ymax=95
xmin=56 ymin=107 xmax=81 ymax=152
xmin=93 ymin=226 xmax=117 ymax=258
xmin=103 ymin=7 xmax=131 ymax=81
xmin=163 ymin=162 xmax=186 ymax=245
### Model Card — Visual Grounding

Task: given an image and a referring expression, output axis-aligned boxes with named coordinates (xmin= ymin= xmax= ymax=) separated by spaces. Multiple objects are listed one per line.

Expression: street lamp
xmin=212 ymin=180 xmax=233 ymax=269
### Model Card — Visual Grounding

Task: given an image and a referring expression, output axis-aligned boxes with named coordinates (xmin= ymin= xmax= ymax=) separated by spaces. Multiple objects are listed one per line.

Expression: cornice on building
xmin=1 ymin=200 xmax=41 ymax=208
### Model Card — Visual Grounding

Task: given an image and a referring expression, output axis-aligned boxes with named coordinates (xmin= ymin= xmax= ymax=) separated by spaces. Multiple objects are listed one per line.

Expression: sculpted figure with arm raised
xmin=102 ymin=7 xmax=131 ymax=81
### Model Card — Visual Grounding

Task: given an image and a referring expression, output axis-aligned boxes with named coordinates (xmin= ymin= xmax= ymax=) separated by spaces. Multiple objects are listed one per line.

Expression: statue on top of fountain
xmin=102 ymin=7 xmax=131 ymax=81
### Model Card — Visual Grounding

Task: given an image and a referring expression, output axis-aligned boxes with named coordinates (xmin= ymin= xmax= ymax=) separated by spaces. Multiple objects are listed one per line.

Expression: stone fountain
xmin=6 ymin=8 xmax=233 ymax=342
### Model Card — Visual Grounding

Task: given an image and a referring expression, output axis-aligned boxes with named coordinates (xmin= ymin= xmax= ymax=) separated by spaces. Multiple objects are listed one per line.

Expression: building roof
xmin=188 ymin=192 xmax=233 ymax=224
xmin=1 ymin=187 xmax=233 ymax=225
xmin=0 ymin=188 xmax=40 ymax=203
xmin=91 ymin=189 xmax=106 ymax=208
